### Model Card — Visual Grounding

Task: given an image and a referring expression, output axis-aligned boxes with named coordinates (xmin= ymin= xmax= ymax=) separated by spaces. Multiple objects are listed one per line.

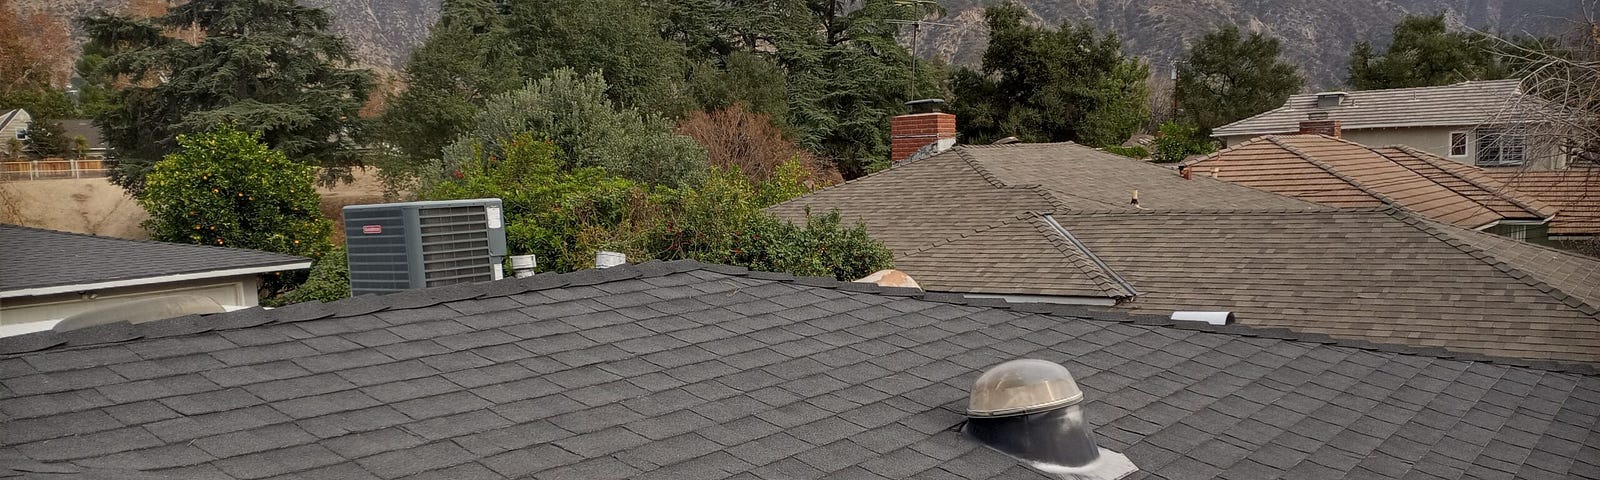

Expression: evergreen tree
xmin=778 ymin=0 xmax=940 ymax=178
xmin=507 ymin=0 xmax=691 ymax=115
xmin=948 ymin=2 xmax=1149 ymax=146
xmin=1348 ymin=14 xmax=1509 ymax=90
xmin=82 ymin=0 xmax=373 ymax=197
xmin=1178 ymin=25 xmax=1303 ymax=132
xmin=376 ymin=0 xmax=520 ymax=164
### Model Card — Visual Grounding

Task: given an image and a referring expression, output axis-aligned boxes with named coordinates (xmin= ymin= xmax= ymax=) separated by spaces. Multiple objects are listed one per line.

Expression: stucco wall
xmin=0 ymin=275 xmax=262 ymax=335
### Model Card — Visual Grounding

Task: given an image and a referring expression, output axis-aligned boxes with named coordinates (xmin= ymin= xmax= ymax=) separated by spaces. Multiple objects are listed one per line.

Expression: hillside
xmin=9 ymin=0 xmax=1582 ymax=88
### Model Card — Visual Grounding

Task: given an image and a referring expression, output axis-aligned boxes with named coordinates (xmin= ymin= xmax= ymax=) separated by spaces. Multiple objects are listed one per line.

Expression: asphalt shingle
xmin=1 ymin=261 xmax=1597 ymax=480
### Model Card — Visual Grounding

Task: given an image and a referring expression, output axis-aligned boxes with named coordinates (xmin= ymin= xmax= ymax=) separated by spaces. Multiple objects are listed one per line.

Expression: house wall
xmin=1 ymin=110 xmax=32 ymax=155
xmin=0 ymin=275 xmax=262 ymax=335
xmin=1222 ymin=126 xmax=1566 ymax=170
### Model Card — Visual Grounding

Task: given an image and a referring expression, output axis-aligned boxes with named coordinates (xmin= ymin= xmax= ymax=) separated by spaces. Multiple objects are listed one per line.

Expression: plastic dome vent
xmin=967 ymin=359 xmax=1084 ymax=417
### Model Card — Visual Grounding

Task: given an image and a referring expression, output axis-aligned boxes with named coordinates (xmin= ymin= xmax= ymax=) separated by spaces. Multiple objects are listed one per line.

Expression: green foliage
xmin=23 ymin=119 xmax=69 ymax=157
xmin=439 ymin=69 xmax=709 ymax=189
xmin=1348 ymin=15 xmax=1510 ymax=90
xmin=778 ymin=0 xmax=941 ymax=178
xmin=82 ymin=0 xmax=374 ymax=197
xmin=138 ymin=124 xmax=334 ymax=266
xmin=376 ymin=0 xmax=522 ymax=165
xmin=1152 ymin=121 xmax=1218 ymax=163
xmin=267 ymin=247 xmax=350 ymax=306
xmin=509 ymin=0 xmax=691 ymax=114
xmin=687 ymin=51 xmax=791 ymax=127
xmin=948 ymin=2 xmax=1150 ymax=146
xmin=426 ymin=133 xmax=659 ymax=272
xmin=1179 ymin=25 xmax=1303 ymax=132
xmin=1101 ymin=145 xmax=1149 ymax=159
xmin=422 ymin=131 xmax=891 ymax=280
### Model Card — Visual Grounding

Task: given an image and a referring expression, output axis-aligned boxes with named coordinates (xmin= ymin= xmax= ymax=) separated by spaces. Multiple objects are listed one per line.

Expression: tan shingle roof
xmin=1187 ymin=135 xmax=1555 ymax=228
xmin=1054 ymin=209 xmax=1600 ymax=363
xmin=958 ymin=142 xmax=1318 ymax=211
xmin=894 ymin=213 xmax=1138 ymax=299
xmin=769 ymin=142 xmax=1600 ymax=363
xmin=1485 ymin=168 xmax=1600 ymax=236
xmin=1212 ymin=79 xmax=1540 ymax=137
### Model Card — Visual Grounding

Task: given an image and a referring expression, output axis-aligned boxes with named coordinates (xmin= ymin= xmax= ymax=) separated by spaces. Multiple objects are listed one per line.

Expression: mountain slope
xmin=9 ymin=0 xmax=1582 ymax=88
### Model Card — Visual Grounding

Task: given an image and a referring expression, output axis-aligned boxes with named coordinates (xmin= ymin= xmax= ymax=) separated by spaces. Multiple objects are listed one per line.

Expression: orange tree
xmin=138 ymin=124 xmax=333 ymax=293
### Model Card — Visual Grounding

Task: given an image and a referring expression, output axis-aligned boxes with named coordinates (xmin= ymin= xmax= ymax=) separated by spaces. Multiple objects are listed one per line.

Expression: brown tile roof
xmin=769 ymin=142 xmax=1600 ymax=364
xmin=1212 ymin=79 xmax=1542 ymax=137
xmin=1485 ymin=168 xmax=1600 ymax=237
xmin=1053 ymin=209 xmax=1600 ymax=363
xmin=1187 ymin=135 xmax=1555 ymax=229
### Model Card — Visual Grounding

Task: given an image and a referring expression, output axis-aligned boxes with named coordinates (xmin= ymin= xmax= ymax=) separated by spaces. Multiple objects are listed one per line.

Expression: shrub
xmin=1152 ymin=121 xmax=1218 ymax=163
xmin=267 ymin=247 xmax=349 ymax=306
xmin=138 ymin=124 xmax=334 ymax=295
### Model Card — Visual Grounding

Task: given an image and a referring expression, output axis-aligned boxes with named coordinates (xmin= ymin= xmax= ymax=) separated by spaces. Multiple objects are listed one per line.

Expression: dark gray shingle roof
xmin=2 ymin=261 xmax=1597 ymax=479
xmin=0 ymin=224 xmax=309 ymax=294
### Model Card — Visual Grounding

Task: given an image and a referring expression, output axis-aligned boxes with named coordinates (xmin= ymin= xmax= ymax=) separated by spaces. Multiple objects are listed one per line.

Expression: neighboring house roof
xmin=0 ymin=109 xmax=28 ymax=135
xmin=1213 ymin=79 xmax=1539 ymax=137
xmin=1486 ymin=168 xmax=1600 ymax=237
xmin=1052 ymin=208 xmax=1600 ymax=363
xmin=770 ymin=143 xmax=1600 ymax=363
xmin=0 ymin=224 xmax=311 ymax=298
xmin=1 ymin=261 xmax=1597 ymax=479
xmin=59 ymin=119 xmax=108 ymax=151
xmin=1186 ymin=134 xmax=1555 ymax=229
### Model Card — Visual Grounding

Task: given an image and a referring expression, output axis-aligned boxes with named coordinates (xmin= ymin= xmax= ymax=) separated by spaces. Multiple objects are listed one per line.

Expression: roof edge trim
xmin=0 ymin=261 xmax=313 ymax=298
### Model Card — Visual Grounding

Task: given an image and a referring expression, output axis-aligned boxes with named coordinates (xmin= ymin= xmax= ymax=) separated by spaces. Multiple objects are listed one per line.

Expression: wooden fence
xmin=0 ymin=158 xmax=109 ymax=180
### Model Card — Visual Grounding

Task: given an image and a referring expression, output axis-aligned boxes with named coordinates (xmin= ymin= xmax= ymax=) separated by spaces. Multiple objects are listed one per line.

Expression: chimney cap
xmin=905 ymin=98 xmax=947 ymax=114
xmin=967 ymin=359 xmax=1083 ymax=417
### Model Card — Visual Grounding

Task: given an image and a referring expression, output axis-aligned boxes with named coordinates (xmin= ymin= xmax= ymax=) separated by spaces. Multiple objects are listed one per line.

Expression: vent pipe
xmin=595 ymin=251 xmax=626 ymax=269
xmin=965 ymin=359 xmax=1137 ymax=479
xmin=1170 ymin=311 xmax=1234 ymax=325
xmin=510 ymin=255 xmax=537 ymax=278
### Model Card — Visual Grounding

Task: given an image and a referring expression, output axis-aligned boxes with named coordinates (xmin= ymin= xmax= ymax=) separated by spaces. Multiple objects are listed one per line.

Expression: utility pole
xmin=888 ymin=0 xmax=951 ymax=99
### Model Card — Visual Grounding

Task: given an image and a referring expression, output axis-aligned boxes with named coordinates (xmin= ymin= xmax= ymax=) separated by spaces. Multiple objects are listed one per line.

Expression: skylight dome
xmin=967 ymin=359 xmax=1083 ymax=417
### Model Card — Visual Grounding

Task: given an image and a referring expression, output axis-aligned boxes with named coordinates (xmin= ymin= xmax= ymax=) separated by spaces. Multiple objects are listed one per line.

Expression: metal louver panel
xmin=418 ymin=205 xmax=494 ymax=287
xmin=345 ymin=207 xmax=411 ymax=294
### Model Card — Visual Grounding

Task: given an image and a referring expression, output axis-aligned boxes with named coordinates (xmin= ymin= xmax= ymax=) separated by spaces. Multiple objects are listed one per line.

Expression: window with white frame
xmin=1449 ymin=131 xmax=1468 ymax=157
xmin=1474 ymin=129 xmax=1526 ymax=166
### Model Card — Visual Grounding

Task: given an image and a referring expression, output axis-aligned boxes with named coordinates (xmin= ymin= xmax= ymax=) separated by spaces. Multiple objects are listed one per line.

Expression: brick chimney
xmin=1298 ymin=119 xmax=1341 ymax=138
xmin=891 ymin=99 xmax=957 ymax=163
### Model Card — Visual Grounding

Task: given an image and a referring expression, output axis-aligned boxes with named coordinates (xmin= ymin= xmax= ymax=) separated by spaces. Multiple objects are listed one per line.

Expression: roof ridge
xmin=1388 ymin=211 xmax=1600 ymax=319
xmin=1382 ymin=144 xmax=1556 ymax=219
xmin=1034 ymin=214 xmax=1139 ymax=299
xmin=3 ymin=258 xmax=1595 ymax=374
xmin=0 ymin=223 xmax=308 ymax=261
xmin=1182 ymin=136 xmax=1274 ymax=168
xmin=954 ymin=146 xmax=1011 ymax=188
xmin=1263 ymin=135 xmax=1416 ymax=208
xmin=1353 ymin=142 xmax=1506 ymax=227
xmin=765 ymin=147 xmax=960 ymax=206
xmin=1052 ymin=205 xmax=1362 ymax=216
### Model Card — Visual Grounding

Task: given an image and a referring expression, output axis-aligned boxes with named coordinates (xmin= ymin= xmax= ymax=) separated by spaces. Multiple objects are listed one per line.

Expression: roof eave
xmin=0 ymin=261 xmax=313 ymax=299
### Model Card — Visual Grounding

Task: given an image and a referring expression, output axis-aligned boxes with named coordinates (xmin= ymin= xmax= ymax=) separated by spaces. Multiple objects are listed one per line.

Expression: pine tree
xmin=1178 ymin=25 xmax=1303 ymax=132
xmin=376 ymin=0 xmax=521 ymax=164
xmin=1348 ymin=14 xmax=1509 ymax=90
xmin=948 ymin=2 xmax=1149 ymax=146
xmin=82 ymin=0 xmax=373 ymax=197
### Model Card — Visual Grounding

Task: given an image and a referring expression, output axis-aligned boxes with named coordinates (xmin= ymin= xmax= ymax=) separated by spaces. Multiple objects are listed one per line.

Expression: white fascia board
xmin=0 ymin=262 xmax=312 ymax=299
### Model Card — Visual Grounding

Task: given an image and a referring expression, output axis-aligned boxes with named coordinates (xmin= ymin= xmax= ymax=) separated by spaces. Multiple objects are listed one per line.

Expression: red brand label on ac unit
xmin=362 ymin=225 xmax=382 ymax=234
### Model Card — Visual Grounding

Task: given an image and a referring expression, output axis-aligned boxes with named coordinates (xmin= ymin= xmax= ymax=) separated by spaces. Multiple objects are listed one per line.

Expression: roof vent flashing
xmin=965 ymin=359 xmax=1138 ymax=480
